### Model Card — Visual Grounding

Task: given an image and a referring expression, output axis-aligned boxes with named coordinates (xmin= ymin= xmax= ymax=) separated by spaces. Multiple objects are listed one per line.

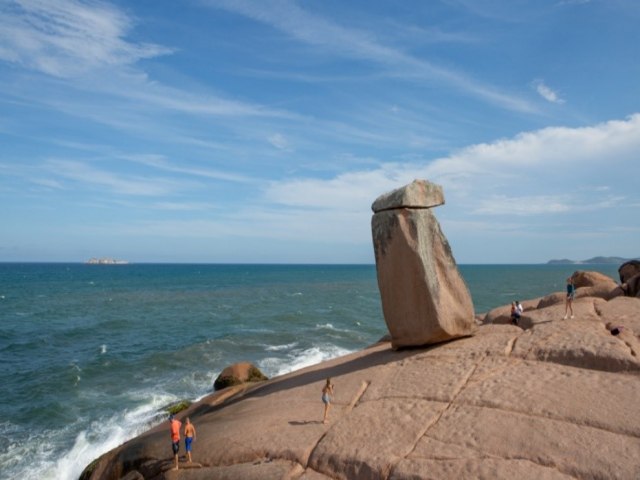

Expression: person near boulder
xmin=511 ymin=301 xmax=523 ymax=325
xmin=169 ymin=414 xmax=182 ymax=470
xmin=184 ymin=417 xmax=196 ymax=463
xmin=563 ymin=277 xmax=575 ymax=319
xmin=321 ymin=378 xmax=335 ymax=424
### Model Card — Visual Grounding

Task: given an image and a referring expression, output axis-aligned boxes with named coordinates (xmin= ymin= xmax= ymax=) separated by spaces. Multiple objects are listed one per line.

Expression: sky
xmin=0 ymin=0 xmax=639 ymax=264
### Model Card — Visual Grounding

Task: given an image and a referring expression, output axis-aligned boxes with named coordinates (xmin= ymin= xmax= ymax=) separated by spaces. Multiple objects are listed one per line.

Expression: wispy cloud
xmin=43 ymin=159 xmax=197 ymax=196
xmin=0 ymin=1 xmax=297 ymax=124
xmin=204 ymin=0 xmax=536 ymax=113
xmin=0 ymin=0 xmax=173 ymax=77
xmin=267 ymin=133 xmax=291 ymax=150
xmin=123 ymin=154 xmax=259 ymax=183
xmin=533 ymin=79 xmax=565 ymax=104
xmin=557 ymin=0 xmax=592 ymax=6
xmin=473 ymin=194 xmax=573 ymax=215
xmin=264 ymin=114 xmax=640 ymax=216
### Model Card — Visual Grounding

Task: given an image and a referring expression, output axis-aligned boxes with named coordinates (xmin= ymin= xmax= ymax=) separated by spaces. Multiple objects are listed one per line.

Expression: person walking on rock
xmin=321 ymin=378 xmax=335 ymax=424
xmin=169 ymin=414 xmax=182 ymax=470
xmin=564 ymin=277 xmax=575 ymax=319
xmin=184 ymin=417 xmax=196 ymax=463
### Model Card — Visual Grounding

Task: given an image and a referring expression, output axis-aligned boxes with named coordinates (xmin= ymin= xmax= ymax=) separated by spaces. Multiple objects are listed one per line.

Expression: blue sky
xmin=1 ymin=0 xmax=638 ymax=264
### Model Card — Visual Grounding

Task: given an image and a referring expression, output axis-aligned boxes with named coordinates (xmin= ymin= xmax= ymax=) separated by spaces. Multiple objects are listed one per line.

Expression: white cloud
xmin=0 ymin=0 xmax=173 ymax=77
xmin=123 ymin=154 xmax=258 ymax=183
xmin=43 ymin=159 xmax=197 ymax=196
xmin=264 ymin=114 xmax=640 ymax=216
xmin=473 ymin=194 xmax=572 ymax=215
xmin=557 ymin=0 xmax=591 ymax=6
xmin=205 ymin=0 xmax=536 ymax=113
xmin=268 ymin=133 xmax=291 ymax=150
xmin=533 ymin=79 xmax=565 ymax=104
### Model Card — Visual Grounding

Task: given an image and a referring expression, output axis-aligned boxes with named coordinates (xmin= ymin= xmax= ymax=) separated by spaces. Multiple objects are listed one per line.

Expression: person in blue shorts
xmin=184 ymin=417 xmax=196 ymax=463
xmin=563 ymin=276 xmax=575 ymax=319
xmin=321 ymin=378 xmax=335 ymax=424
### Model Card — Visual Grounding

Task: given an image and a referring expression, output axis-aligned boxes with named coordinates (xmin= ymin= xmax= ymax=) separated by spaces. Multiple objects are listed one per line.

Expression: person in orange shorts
xmin=169 ymin=414 xmax=182 ymax=470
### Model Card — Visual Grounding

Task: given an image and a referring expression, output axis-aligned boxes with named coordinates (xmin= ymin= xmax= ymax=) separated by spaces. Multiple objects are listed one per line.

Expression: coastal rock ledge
xmin=82 ymin=291 xmax=640 ymax=479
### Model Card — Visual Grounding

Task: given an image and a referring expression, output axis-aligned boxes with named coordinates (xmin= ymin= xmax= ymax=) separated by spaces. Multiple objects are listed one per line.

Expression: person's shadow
xmin=288 ymin=420 xmax=322 ymax=426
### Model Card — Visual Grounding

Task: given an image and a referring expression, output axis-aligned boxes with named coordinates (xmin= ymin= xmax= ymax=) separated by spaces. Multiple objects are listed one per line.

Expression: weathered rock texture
xmin=213 ymin=362 xmax=268 ymax=391
xmin=618 ymin=260 xmax=640 ymax=298
xmin=371 ymin=180 xmax=475 ymax=348
xmin=83 ymin=286 xmax=640 ymax=480
xmin=619 ymin=260 xmax=640 ymax=284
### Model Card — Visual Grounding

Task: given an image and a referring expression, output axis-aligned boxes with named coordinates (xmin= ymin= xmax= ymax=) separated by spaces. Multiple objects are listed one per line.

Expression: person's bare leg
xmin=174 ymin=453 xmax=179 ymax=470
xmin=188 ymin=451 xmax=192 ymax=463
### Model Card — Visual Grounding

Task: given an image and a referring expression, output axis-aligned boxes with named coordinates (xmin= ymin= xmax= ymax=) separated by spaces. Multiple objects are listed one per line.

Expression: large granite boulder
xmin=213 ymin=362 xmax=268 ymax=391
xmin=618 ymin=261 xmax=640 ymax=297
xmin=371 ymin=180 xmax=475 ymax=348
xmin=618 ymin=260 xmax=640 ymax=283
xmin=624 ymin=274 xmax=640 ymax=298
xmin=571 ymin=270 xmax=617 ymax=289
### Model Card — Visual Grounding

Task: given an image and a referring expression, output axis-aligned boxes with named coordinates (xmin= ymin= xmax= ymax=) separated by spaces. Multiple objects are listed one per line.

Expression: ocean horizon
xmin=0 ymin=262 xmax=622 ymax=480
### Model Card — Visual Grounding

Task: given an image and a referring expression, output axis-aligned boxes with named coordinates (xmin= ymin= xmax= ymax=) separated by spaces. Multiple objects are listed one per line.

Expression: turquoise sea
xmin=0 ymin=263 xmax=621 ymax=480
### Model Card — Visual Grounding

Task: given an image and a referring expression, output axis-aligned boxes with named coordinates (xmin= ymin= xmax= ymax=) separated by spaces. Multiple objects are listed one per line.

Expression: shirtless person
xmin=169 ymin=414 xmax=182 ymax=470
xmin=184 ymin=417 xmax=197 ymax=463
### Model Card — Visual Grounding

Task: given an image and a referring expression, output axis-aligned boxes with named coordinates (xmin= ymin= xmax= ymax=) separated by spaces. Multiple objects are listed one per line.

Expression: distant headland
xmin=85 ymin=257 xmax=129 ymax=265
xmin=546 ymin=256 xmax=637 ymax=265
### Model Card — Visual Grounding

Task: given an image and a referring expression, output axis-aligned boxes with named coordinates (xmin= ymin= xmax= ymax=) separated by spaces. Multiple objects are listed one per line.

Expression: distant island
xmin=85 ymin=257 xmax=129 ymax=265
xmin=546 ymin=256 xmax=636 ymax=265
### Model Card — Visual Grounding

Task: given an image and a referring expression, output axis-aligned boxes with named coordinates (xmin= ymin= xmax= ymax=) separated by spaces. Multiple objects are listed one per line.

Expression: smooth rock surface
xmin=84 ymin=289 xmax=640 ymax=480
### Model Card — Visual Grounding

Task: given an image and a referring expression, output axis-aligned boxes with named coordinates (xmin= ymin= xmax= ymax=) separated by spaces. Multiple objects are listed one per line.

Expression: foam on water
xmin=2 ymin=392 xmax=177 ymax=480
xmin=265 ymin=342 xmax=299 ymax=352
xmin=261 ymin=344 xmax=353 ymax=377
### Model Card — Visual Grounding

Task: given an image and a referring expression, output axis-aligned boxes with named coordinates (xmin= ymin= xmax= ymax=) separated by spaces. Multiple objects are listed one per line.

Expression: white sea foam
xmin=100 ymin=344 xmax=107 ymax=354
xmin=265 ymin=342 xmax=299 ymax=351
xmin=316 ymin=323 xmax=335 ymax=330
xmin=3 ymin=392 xmax=177 ymax=480
xmin=260 ymin=344 xmax=353 ymax=378
xmin=315 ymin=323 xmax=351 ymax=333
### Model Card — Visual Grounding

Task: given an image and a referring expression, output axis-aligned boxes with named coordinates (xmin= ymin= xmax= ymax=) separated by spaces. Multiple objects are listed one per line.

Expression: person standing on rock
xmin=169 ymin=414 xmax=182 ymax=470
xmin=511 ymin=301 xmax=523 ymax=325
xmin=322 ymin=378 xmax=335 ymax=424
xmin=184 ymin=417 xmax=196 ymax=463
xmin=564 ymin=277 xmax=575 ymax=319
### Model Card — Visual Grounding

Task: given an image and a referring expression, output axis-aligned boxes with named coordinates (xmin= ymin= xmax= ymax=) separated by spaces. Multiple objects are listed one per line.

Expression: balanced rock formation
xmin=371 ymin=179 xmax=475 ymax=348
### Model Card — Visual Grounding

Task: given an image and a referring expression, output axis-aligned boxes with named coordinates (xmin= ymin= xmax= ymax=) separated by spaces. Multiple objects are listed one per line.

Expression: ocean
xmin=0 ymin=262 xmax=621 ymax=480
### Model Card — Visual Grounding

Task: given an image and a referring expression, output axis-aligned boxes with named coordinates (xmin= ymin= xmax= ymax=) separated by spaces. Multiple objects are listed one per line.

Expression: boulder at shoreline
xmin=213 ymin=362 xmax=268 ymax=391
xmin=82 ymin=273 xmax=640 ymax=480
